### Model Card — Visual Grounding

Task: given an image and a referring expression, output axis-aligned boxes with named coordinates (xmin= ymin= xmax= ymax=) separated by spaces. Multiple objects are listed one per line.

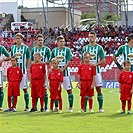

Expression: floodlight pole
xmin=68 ymin=0 xmax=74 ymax=31
xmin=42 ymin=0 xmax=48 ymax=30
xmin=96 ymin=0 xmax=100 ymax=26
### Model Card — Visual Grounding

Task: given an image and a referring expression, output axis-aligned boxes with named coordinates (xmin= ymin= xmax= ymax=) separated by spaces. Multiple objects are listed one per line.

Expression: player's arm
xmin=96 ymin=58 xmax=105 ymax=66
xmin=91 ymin=66 xmax=96 ymax=89
xmin=0 ymin=46 xmax=11 ymax=66
xmin=77 ymin=66 xmax=81 ymax=89
xmin=119 ymin=83 xmax=121 ymax=93
xmin=26 ymin=58 xmax=30 ymax=69
xmin=61 ymin=48 xmax=72 ymax=71
xmin=26 ymin=47 xmax=30 ymax=69
xmin=77 ymin=74 xmax=81 ymax=89
xmin=46 ymin=48 xmax=51 ymax=64
xmin=96 ymin=46 xmax=105 ymax=66
xmin=61 ymin=60 xmax=70 ymax=72
xmin=58 ymin=82 xmax=62 ymax=91
xmin=130 ymin=85 xmax=133 ymax=94
xmin=91 ymin=75 xmax=96 ymax=89
xmin=113 ymin=46 xmax=123 ymax=70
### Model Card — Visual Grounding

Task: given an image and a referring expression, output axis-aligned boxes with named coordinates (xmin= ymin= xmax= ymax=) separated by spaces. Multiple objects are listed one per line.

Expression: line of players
xmin=4 ymin=31 xmax=132 ymax=113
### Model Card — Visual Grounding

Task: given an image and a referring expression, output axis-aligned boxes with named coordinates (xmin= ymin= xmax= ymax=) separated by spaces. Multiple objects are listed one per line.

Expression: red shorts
xmin=80 ymin=80 xmax=94 ymax=97
xmin=8 ymin=81 xmax=20 ymax=96
xmin=120 ymin=84 xmax=132 ymax=100
xmin=49 ymin=80 xmax=62 ymax=100
xmin=31 ymin=78 xmax=45 ymax=98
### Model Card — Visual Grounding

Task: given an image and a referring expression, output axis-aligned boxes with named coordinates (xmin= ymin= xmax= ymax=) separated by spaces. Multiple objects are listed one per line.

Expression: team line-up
xmin=0 ymin=31 xmax=133 ymax=114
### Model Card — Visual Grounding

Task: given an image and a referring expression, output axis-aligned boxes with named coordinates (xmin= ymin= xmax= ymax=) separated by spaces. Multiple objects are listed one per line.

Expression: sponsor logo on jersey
xmin=128 ymin=53 xmax=133 ymax=59
xmin=58 ymin=73 xmax=60 ymax=75
xmin=89 ymin=67 xmax=91 ymax=70
xmin=56 ymin=55 xmax=64 ymax=61
xmin=17 ymin=71 xmax=19 ymax=74
xmin=15 ymin=52 xmax=22 ymax=58
xmin=130 ymin=75 xmax=132 ymax=78
xmin=90 ymin=52 xmax=96 ymax=59
xmin=40 ymin=66 xmax=42 ymax=69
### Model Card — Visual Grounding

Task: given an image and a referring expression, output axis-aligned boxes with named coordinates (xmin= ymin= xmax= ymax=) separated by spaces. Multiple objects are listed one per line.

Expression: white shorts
xmin=20 ymin=74 xmax=28 ymax=89
xmin=94 ymin=73 xmax=102 ymax=87
xmin=63 ymin=76 xmax=72 ymax=90
xmin=0 ymin=69 xmax=3 ymax=87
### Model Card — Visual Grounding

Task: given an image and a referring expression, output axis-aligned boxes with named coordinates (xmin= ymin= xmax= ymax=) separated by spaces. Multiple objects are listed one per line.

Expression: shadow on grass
xmin=97 ymin=113 xmax=133 ymax=118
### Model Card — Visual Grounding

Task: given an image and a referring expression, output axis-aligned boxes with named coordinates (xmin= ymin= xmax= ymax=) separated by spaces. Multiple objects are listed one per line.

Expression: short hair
xmin=51 ymin=57 xmax=59 ymax=63
xmin=33 ymin=52 xmax=42 ymax=57
xmin=36 ymin=34 xmax=44 ymax=40
xmin=11 ymin=56 xmax=18 ymax=61
xmin=56 ymin=36 xmax=64 ymax=42
xmin=89 ymin=31 xmax=96 ymax=36
xmin=16 ymin=33 xmax=24 ymax=39
xmin=123 ymin=60 xmax=131 ymax=66
xmin=128 ymin=33 xmax=133 ymax=42
xmin=83 ymin=52 xmax=90 ymax=58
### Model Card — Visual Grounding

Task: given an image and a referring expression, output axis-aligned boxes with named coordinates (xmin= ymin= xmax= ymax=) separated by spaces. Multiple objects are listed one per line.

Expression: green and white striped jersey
xmin=30 ymin=46 xmax=51 ymax=62
xmin=51 ymin=47 xmax=72 ymax=76
xmin=114 ymin=43 xmax=133 ymax=71
xmin=0 ymin=46 xmax=10 ymax=59
xmin=82 ymin=43 xmax=105 ymax=73
xmin=11 ymin=44 xmax=30 ymax=74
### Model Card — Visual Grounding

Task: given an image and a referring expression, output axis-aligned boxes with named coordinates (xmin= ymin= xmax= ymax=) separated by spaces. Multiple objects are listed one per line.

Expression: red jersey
xmin=30 ymin=63 xmax=46 ymax=79
xmin=48 ymin=69 xmax=63 ymax=82
xmin=77 ymin=64 xmax=96 ymax=80
xmin=118 ymin=71 xmax=133 ymax=84
xmin=7 ymin=66 xmax=23 ymax=82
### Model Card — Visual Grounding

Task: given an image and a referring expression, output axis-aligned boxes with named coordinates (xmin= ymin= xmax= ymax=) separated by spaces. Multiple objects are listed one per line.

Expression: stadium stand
xmin=0 ymin=24 xmax=131 ymax=81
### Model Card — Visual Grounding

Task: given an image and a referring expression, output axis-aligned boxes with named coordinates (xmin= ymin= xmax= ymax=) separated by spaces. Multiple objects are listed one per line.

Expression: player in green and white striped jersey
xmin=0 ymin=46 xmax=10 ymax=111
xmin=82 ymin=31 xmax=105 ymax=113
xmin=30 ymin=34 xmax=51 ymax=112
xmin=51 ymin=36 xmax=74 ymax=112
xmin=11 ymin=33 xmax=30 ymax=111
xmin=113 ymin=34 xmax=133 ymax=71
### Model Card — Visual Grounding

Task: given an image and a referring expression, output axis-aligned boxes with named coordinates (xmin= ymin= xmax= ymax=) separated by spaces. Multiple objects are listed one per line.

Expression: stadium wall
xmin=21 ymin=7 xmax=81 ymax=29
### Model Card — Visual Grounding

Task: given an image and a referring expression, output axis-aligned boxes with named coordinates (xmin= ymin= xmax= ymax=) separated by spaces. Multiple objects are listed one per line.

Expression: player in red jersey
xmin=4 ymin=56 xmax=23 ymax=112
xmin=77 ymin=52 xmax=96 ymax=113
xmin=118 ymin=60 xmax=133 ymax=114
xmin=30 ymin=52 xmax=46 ymax=112
xmin=48 ymin=58 xmax=63 ymax=113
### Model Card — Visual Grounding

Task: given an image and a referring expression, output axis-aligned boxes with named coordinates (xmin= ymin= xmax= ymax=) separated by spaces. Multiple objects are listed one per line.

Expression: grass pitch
xmin=0 ymin=86 xmax=133 ymax=133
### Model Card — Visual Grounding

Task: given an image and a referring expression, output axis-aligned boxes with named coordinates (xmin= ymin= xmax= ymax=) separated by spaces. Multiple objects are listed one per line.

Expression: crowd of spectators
xmin=0 ymin=24 xmax=133 ymax=56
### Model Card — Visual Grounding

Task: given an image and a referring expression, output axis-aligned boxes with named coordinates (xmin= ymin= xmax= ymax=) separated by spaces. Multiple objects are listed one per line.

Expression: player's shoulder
xmin=22 ymin=43 xmax=29 ymax=48
xmin=95 ymin=43 xmax=103 ymax=49
xmin=43 ymin=45 xmax=50 ymax=50
xmin=17 ymin=66 xmax=22 ymax=70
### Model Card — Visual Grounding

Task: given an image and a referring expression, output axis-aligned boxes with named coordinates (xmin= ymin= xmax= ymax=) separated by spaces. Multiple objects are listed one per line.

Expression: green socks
xmin=0 ymin=90 xmax=4 ymax=107
xmin=68 ymin=94 xmax=74 ymax=108
xmin=54 ymin=100 xmax=58 ymax=107
xmin=24 ymin=92 xmax=29 ymax=108
xmin=36 ymin=98 xmax=38 ymax=109
xmin=84 ymin=96 xmax=88 ymax=110
xmin=44 ymin=93 xmax=48 ymax=110
xmin=97 ymin=93 xmax=103 ymax=109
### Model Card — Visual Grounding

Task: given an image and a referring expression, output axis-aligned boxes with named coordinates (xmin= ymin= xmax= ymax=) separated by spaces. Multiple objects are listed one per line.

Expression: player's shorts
xmin=94 ymin=73 xmax=102 ymax=87
xmin=20 ymin=74 xmax=28 ymax=89
xmin=63 ymin=76 xmax=72 ymax=90
xmin=49 ymin=80 xmax=62 ymax=100
xmin=8 ymin=81 xmax=20 ymax=96
xmin=31 ymin=78 xmax=45 ymax=98
xmin=0 ymin=67 xmax=3 ymax=88
xmin=120 ymin=84 xmax=132 ymax=100
xmin=80 ymin=80 xmax=94 ymax=97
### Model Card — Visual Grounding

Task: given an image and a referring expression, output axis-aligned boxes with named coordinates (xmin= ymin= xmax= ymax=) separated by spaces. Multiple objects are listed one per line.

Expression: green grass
xmin=0 ymin=86 xmax=133 ymax=133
